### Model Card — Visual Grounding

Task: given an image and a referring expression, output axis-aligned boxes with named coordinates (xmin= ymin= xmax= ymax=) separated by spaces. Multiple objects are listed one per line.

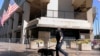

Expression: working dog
xmin=38 ymin=48 xmax=55 ymax=56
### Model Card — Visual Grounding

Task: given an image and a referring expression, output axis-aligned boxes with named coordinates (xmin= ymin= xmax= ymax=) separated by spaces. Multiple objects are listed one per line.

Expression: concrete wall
xmin=87 ymin=8 xmax=95 ymax=25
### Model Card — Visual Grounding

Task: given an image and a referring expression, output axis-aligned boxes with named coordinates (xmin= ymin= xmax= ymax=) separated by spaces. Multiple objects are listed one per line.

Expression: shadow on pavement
xmin=0 ymin=50 xmax=39 ymax=56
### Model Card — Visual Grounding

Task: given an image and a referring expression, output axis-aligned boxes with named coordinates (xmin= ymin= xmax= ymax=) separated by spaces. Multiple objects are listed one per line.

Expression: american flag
xmin=0 ymin=0 xmax=25 ymax=26
xmin=1 ymin=10 xmax=8 ymax=26
xmin=0 ymin=16 xmax=2 ymax=26
xmin=0 ymin=0 xmax=19 ymax=26
xmin=7 ymin=0 xmax=19 ymax=16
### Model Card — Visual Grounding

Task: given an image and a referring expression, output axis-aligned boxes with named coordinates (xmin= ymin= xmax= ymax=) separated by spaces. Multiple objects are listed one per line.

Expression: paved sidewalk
xmin=0 ymin=42 xmax=100 ymax=56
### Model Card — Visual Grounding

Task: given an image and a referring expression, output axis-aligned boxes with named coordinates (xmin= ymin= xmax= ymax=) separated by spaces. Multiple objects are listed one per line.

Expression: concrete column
xmin=29 ymin=30 xmax=31 ymax=38
xmin=7 ymin=33 xmax=10 ymax=38
xmin=38 ymin=31 xmax=50 ymax=48
xmin=11 ymin=13 xmax=19 ymax=40
xmin=13 ymin=13 xmax=19 ymax=30
xmin=8 ymin=19 xmax=12 ymax=33
xmin=2 ymin=26 xmax=5 ymax=38
xmin=12 ymin=32 xmax=16 ymax=42
xmin=12 ymin=31 xmax=16 ymax=38
xmin=21 ymin=2 xmax=30 ymax=44
xmin=4 ymin=23 xmax=8 ymax=38
xmin=7 ymin=19 xmax=10 ymax=33
xmin=87 ymin=8 xmax=94 ymax=24
xmin=6 ymin=24 xmax=8 ymax=37
xmin=3 ymin=25 xmax=5 ymax=38
xmin=0 ymin=28 xmax=1 ymax=37
xmin=87 ymin=8 xmax=94 ymax=41
xmin=1 ymin=28 xmax=3 ymax=37
xmin=2 ymin=27 xmax=4 ymax=37
xmin=90 ymin=30 xmax=94 ymax=41
xmin=7 ymin=18 xmax=13 ymax=39
xmin=10 ymin=19 xmax=13 ymax=32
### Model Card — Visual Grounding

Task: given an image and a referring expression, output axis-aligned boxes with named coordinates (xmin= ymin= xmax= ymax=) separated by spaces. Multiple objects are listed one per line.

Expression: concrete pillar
xmin=87 ymin=8 xmax=94 ymax=24
xmin=12 ymin=32 xmax=16 ymax=42
xmin=8 ymin=19 xmax=12 ymax=33
xmin=38 ymin=31 xmax=50 ymax=48
xmin=90 ymin=30 xmax=94 ymax=41
xmin=0 ymin=28 xmax=1 ymax=38
xmin=87 ymin=8 xmax=94 ymax=41
xmin=29 ymin=30 xmax=31 ymax=38
xmin=3 ymin=25 xmax=5 ymax=38
xmin=2 ymin=27 xmax=5 ymax=38
xmin=7 ymin=33 xmax=10 ymax=38
xmin=0 ymin=28 xmax=3 ymax=38
xmin=2 ymin=27 xmax=4 ymax=37
xmin=10 ymin=18 xmax=13 ymax=39
xmin=4 ymin=23 xmax=8 ymax=38
xmin=11 ymin=13 xmax=19 ymax=40
xmin=21 ymin=2 xmax=30 ymax=44
xmin=7 ymin=19 xmax=10 ymax=33
xmin=7 ymin=19 xmax=10 ymax=38
xmin=12 ymin=31 xmax=16 ymax=38
xmin=13 ymin=13 xmax=19 ymax=30
xmin=6 ymin=24 xmax=8 ymax=37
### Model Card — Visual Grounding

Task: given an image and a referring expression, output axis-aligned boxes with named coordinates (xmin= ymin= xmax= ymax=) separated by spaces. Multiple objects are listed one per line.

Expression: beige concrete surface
xmin=0 ymin=42 xmax=99 ymax=56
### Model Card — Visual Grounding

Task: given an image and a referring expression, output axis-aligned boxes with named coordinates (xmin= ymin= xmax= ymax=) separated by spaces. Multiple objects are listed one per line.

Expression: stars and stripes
xmin=0 ymin=16 xmax=2 ymax=26
xmin=0 ymin=0 xmax=26 ymax=26
xmin=0 ymin=0 xmax=19 ymax=26
xmin=1 ymin=10 xmax=8 ymax=26
xmin=7 ymin=0 xmax=19 ymax=16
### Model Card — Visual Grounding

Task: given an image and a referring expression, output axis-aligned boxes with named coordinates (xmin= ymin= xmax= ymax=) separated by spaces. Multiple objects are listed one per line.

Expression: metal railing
xmin=41 ymin=10 xmax=87 ymax=20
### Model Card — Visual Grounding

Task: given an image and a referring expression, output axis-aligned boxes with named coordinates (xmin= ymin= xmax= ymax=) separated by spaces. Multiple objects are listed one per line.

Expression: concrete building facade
xmin=0 ymin=0 xmax=95 ymax=46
